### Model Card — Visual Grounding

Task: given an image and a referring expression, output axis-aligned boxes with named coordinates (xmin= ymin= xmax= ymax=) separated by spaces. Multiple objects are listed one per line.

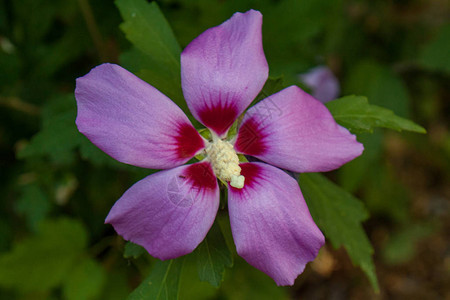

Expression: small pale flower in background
xmin=299 ymin=65 xmax=340 ymax=103
xmin=75 ymin=10 xmax=363 ymax=285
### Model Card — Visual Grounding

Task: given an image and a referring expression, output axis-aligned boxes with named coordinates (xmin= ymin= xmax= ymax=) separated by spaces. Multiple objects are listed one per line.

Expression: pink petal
xmin=299 ymin=66 xmax=340 ymax=103
xmin=228 ymin=162 xmax=324 ymax=286
xmin=181 ymin=10 xmax=268 ymax=137
xmin=105 ymin=162 xmax=219 ymax=260
xmin=235 ymin=86 xmax=363 ymax=173
xmin=75 ymin=63 xmax=205 ymax=170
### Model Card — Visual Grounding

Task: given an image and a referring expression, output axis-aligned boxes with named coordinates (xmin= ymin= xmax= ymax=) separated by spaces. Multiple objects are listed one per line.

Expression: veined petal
xmin=181 ymin=10 xmax=268 ymax=137
xmin=75 ymin=63 xmax=205 ymax=169
xmin=105 ymin=162 xmax=219 ymax=260
xmin=235 ymin=86 xmax=363 ymax=173
xmin=228 ymin=162 xmax=324 ymax=286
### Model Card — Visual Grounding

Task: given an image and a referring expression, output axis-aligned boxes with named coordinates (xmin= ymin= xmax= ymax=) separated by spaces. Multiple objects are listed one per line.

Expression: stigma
xmin=205 ymin=139 xmax=245 ymax=188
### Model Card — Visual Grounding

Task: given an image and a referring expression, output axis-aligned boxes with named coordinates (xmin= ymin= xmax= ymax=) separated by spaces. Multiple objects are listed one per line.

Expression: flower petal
xmin=181 ymin=10 xmax=268 ymax=137
xmin=105 ymin=162 xmax=219 ymax=260
xmin=235 ymin=86 xmax=363 ymax=173
xmin=299 ymin=66 xmax=340 ymax=103
xmin=75 ymin=63 xmax=205 ymax=169
xmin=228 ymin=162 xmax=324 ymax=286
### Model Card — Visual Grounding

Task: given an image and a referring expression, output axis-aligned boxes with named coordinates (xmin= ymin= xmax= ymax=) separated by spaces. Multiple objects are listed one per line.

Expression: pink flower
xmin=75 ymin=10 xmax=363 ymax=285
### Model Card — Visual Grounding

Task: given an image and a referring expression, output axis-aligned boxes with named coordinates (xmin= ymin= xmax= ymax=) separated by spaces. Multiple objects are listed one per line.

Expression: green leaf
xmin=128 ymin=259 xmax=184 ymax=300
xmin=0 ymin=218 xmax=87 ymax=292
xmin=298 ymin=173 xmax=379 ymax=291
xmin=326 ymin=95 xmax=426 ymax=134
xmin=194 ymin=221 xmax=233 ymax=287
xmin=124 ymin=242 xmax=146 ymax=259
xmin=115 ymin=0 xmax=180 ymax=68
xmin=116 ymin=0 xmax=186 ymax=113
xmin=63 ymin=258 xmax=106 ymax=300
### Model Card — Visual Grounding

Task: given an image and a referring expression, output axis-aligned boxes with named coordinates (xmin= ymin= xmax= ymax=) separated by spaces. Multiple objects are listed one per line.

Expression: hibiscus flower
xmin=75 ymin=10 xmax=363 ymax=285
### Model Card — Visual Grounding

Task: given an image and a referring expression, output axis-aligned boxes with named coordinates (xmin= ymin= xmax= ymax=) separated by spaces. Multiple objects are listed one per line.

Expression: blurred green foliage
xmin=1 ymin=0 xmax=448 ymax=299
xmin=299 ymin=173 xmax=378 ymax=290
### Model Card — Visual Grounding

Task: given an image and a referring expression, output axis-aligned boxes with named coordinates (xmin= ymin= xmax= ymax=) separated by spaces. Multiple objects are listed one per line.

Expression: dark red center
xmin=174 ymin=123 xmax=205 ymax=159
xmin=183 ymin=162 xmax=217 ymax=190
xmin=235 ymin=118 xmax=267 ymax=155
xmin=198 ymin=103 xmax=238 ymax=136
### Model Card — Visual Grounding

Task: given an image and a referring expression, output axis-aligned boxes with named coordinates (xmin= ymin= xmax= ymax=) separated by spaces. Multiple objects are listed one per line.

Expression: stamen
xmin=205 ymin=139 xmax=245 ymax=188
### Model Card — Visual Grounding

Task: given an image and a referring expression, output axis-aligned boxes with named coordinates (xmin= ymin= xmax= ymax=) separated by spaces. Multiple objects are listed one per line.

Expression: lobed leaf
xmin=116 ymin=0 xmax=187 ymax=113
xmin=128 ymin=259 xmax=184 ymax=300
xmin=326 ymin=95 xmax=426 ymax=134
xmin=115 ymin=0 xmax=181 ymax=67
xmin=194 ymin=221 xmax=233 ymax=287
xmin=299 ymin=173 xmax=379 ymax=291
